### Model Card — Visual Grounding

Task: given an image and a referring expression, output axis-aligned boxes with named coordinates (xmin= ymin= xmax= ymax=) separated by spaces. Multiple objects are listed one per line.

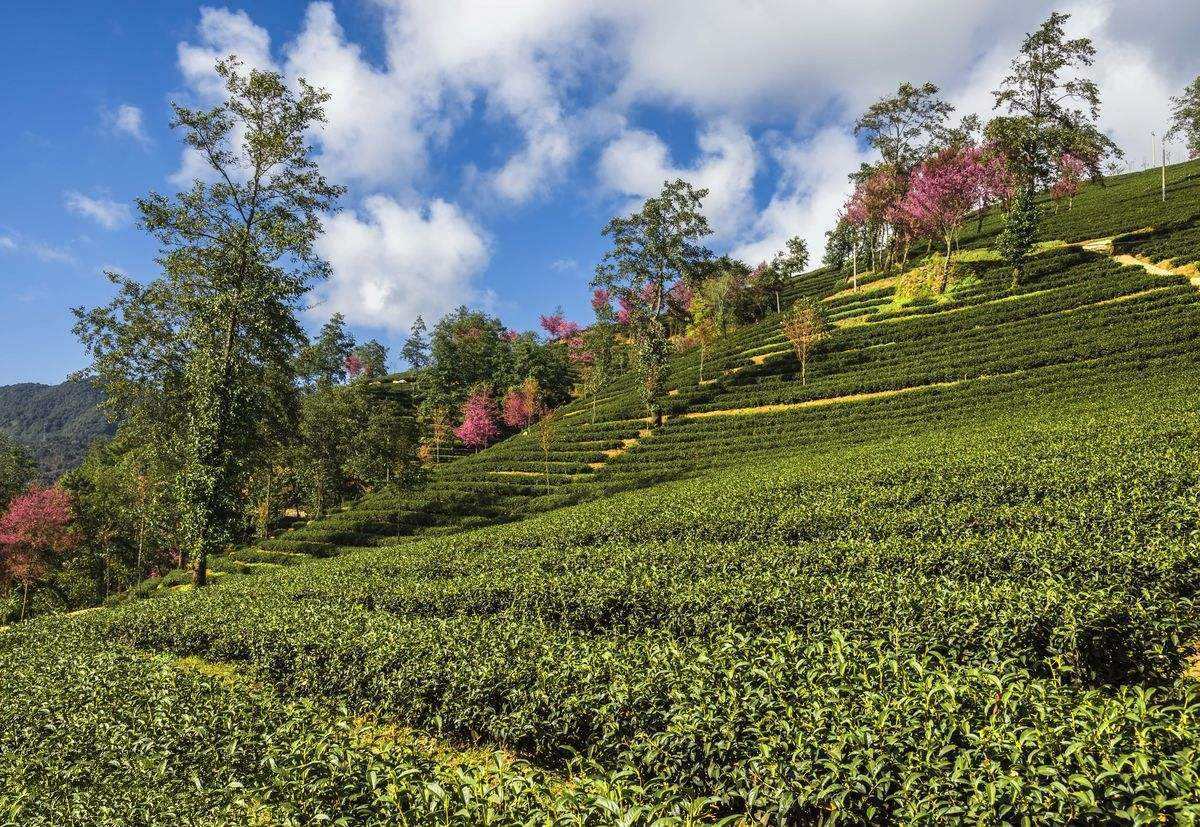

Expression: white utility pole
xmin=1161 ymin=138 xmax=1167 ymax=203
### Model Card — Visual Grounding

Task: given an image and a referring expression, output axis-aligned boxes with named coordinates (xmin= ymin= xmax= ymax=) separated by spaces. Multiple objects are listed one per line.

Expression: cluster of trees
xmin=825 ymin=12 xmax=1123 ymax=287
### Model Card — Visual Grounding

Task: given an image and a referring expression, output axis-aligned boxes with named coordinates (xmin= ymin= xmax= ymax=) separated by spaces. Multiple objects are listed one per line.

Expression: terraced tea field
xmin=240 ymin=162 xmax=1200 ymax=562
xmin=4 ymin=161 xmax=1200 ymax=823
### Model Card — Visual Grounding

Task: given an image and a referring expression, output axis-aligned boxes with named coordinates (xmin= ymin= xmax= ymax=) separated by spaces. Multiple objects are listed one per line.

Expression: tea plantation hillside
xmin=243 ymin=159 xmax=1200 ymax=564
xmin=4 ymin=162 xmax=1200 ymax=823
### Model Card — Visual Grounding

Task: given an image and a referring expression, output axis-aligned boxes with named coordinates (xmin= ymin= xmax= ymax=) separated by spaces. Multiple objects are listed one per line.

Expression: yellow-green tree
xmin=781 ymin=298 xmax=829 ymax=386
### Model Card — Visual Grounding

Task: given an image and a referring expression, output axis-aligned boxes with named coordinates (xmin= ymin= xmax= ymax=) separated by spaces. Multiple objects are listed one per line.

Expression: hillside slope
xmin=0 ymin=379 xmax=113 ymax=481
xmin=252 ymin=159 xmax=1200 ymax=560
xmin=4 ymin=161 xmax=1200 ymax=822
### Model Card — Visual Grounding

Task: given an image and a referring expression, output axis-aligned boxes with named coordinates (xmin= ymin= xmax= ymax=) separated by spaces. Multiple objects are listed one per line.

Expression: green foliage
xmin=998 ymin=186 xmax=1040 ymax=285
xmin=893 ymin=256 xmax=961 ymax=304
xmin=990 ymin=11 xmax=1121 ymax=186
xmin=11 ymin=361 xmax=1200 ymax=822
xmin=593 ymin=179 xmax=713 ymax=421
xmin=417 ymin=307 xmax=511 ymax=415
xmin=72 ymin=58 xmax=343 ymax=586
xmin=1167 ymin=75 xmax=1200 ymax=161
xmin=400 ymin=314 xmax=430 ymax=369
xmin=0 ymin=433 xmax=34 ymax=510
xmin=854 ymin=81 xmax=954 ymax=172
xmin=297 ymin=313 xmax=355 ymax=388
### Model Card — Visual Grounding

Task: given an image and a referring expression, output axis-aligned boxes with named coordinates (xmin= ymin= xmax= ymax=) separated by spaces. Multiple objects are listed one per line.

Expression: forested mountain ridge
xmin=0 ymin=379 xmax=113 ymax=481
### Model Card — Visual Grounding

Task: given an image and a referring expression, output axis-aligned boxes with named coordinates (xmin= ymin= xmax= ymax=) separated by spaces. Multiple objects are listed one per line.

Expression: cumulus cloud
xmin=598 ymin=120 xmax=758 ymax=243
xmin=283 ymin=3 xmax=432 ymax=186
xmin=732 ymin=128 xmax=873 ymax=265
xmin=314 ymin=195 xmax=490 ymax=330
xmin=64 ymin=192 xmax=132 ymax=230
xmin=177 ymin=6 xmax=274 ymax=98
xmin=104 ymin=104 xmax=151 ymax=146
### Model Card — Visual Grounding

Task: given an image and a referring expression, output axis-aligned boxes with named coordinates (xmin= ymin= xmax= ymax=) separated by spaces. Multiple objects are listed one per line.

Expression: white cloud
xmin=550 ymin=258 xmax=578 ymax=272
xmin=283 ymin=2 xmax=432 ymax=186
xmin=598 ymin=120 xmax=758 ymax=243
xmin=732 ymin=128 xmax=872 ymax=266
xmin=0 ymin=233 xmax=74 ymax=264
xmin=315 ymin=195 xmax=490 ymax=331
xmin=29 ymin=242 xmax=77 ymax=266
xmin=105 ymin=104 xmax=151 ymax=146
xmin=178 ymin=7 xmax=275 ymax=99
xmin=64 ymin=192 xmax=132 ymax=230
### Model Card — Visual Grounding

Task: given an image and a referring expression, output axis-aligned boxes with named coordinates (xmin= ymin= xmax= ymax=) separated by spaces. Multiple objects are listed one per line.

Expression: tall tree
xmin=767 ymin=236 xmax=810 ymax=314
xmin=592 ymin=179 xmax=713 ymax=425
xmin=1167 ymin=76 xmax=1200 ymax=160
xmin=352 ymin=339 xmax=389 ymax=379
xmin=991 ymin=12 xmax=1120 ymax=189
xmin=73 ymin=58 xmax=343 ymax=587
xmin=686 ymin=290 xmax=719 ymax=385
xmin=855 ymin=82 xmax=954 ymax=173
xmin=298 ymin=314 xmax=355 ymax=389
xmin=401 ymin=315 xmax=431 ymax=368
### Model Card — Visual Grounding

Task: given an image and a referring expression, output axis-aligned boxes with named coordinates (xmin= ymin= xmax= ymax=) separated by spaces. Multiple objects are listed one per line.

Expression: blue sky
xmin=2 ymin=0 xmax=1196 ymax=384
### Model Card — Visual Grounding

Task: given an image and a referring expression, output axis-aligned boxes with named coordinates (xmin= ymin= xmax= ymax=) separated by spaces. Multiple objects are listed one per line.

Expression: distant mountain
xmin=0 ymin=379 xmax=115 ymax=482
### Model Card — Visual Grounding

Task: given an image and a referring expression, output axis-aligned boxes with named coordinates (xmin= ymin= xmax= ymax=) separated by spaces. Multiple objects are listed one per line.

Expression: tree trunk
xmin=20 ymin=582 xmax=29 ymax=622
xmin=940 ymin=237 xmax=952 ymax=294
xmin=698 ymin=345 xmax=705 ymax=385
xmin=774 ymin=290 xmax=781 ymax=315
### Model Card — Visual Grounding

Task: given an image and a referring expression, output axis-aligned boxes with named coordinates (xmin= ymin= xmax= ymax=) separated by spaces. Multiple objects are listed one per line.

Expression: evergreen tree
xmin=401 ymin=315 xmax=431 ymax=368
xmin=0 ymin=434 xmax=35 ymax=511
xmin=997 ymin=187 xmax=1040 ymax=288
xmin=73 ymin=58 xmax=343 ymax=587
xmin=299 ymin=314 xmax=355 ymax=389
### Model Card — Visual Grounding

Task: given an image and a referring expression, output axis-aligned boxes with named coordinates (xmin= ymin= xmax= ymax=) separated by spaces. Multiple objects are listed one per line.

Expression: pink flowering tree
xmin=539 ymin=311 xmax=582 ymax=343
xmin=502 ymin=379 xmax=540 ymax=429
xmin=971 ymin=144 xmax=1014 ymax=231
xmin=1050 ymin=153 xmax=1086 ymax=211
xmin=0 ymin=486 xmax=78 ymax=620
xmin=900 ymin=146 xmax=1005 ymax=292
xmin=454 ymin=389 xmax=500 ymax=449
xmin=591 ymin=288 xmax=612 ymax=316
xmin=344 ymin=353 xmax=364 ymax=379
xmin=844 ymin=165 xmax=909 ymax=271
